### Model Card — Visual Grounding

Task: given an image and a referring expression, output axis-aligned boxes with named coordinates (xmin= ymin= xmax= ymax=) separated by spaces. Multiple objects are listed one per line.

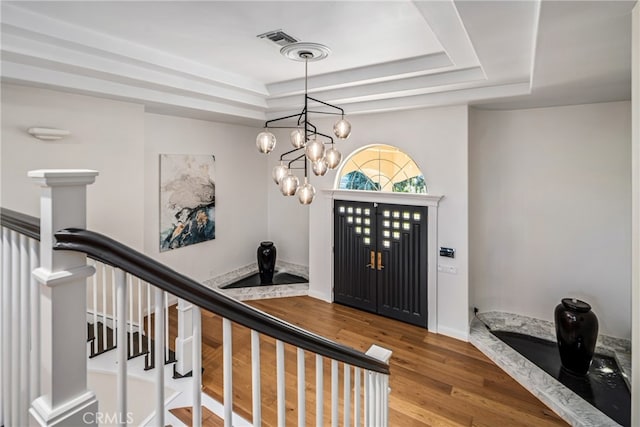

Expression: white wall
xmin=144 ymin=113 xmax=267 ymax=281
xmin=307 ymin=105 xmax=470 ymax=340
xmin=1 ymin=83 xmax=268 ymax=283
xmin=469 ymin=101 xmax=632 ymax=339
xmin=1 ymin=84 xmax=145 ymax=249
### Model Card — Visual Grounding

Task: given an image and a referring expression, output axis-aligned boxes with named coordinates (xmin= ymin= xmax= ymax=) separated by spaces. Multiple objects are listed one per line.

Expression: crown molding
xmin=0 ymin=0 xmax=541 ymax=123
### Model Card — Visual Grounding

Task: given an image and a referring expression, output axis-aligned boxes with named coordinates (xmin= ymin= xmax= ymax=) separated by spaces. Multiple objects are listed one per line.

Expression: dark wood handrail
xmin=54 ymin=227 xmax=390 ymax=374
xmin=1 ymin=207 xmax=40 ymax=241
xmin=2 ymin=206 xmax=389 ymax=372
xmin=2 ymin=207 xmax=389 ymax=372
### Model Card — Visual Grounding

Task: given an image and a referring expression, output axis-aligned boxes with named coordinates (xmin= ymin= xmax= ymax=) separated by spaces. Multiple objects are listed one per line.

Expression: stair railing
xmin=1 ymin=207 xmax=40 ymax=427
xmin=1 ymin=169 xmax=391 ymax=427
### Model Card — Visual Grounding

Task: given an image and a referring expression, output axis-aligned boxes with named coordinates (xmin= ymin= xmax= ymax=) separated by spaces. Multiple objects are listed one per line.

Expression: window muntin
xmin=337 ymin=144 xmax=426 ymax=193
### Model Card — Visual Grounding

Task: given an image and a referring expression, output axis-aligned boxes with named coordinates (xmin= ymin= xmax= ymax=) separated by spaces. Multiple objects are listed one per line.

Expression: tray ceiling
xmin=1 ymin=1 xmax=635 ymax=125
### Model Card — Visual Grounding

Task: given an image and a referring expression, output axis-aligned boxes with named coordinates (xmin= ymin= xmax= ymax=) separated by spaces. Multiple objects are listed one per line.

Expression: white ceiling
xmin=1 ymin=0 xmax=636 ymax=125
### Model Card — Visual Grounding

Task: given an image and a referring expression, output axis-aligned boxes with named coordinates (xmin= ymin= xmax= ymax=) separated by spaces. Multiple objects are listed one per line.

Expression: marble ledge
xmin=202 ymin=261 xmax=309 ymax=302
xmin=477 ymin=311 xmax=632 ymax=385
xmin=471 ymin=311 xmax=632 ymax=427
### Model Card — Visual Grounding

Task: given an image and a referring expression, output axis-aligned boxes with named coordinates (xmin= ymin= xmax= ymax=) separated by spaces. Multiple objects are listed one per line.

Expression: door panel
xmin=376 ymin=204 xmax=428 ymax=327
xmin=333 ymin=200 xmax=376 ymax=312
xmin=334 ymin=200 xmax=428 ymax=327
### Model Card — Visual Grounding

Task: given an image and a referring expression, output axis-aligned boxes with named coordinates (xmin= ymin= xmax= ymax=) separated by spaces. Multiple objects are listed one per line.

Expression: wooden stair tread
xmin=169 ymin=406 xmax=223 ymax=427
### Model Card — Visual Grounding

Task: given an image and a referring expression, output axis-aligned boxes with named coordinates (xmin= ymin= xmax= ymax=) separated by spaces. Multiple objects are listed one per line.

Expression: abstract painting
xmin=160 ymin=154 xmax=216 ymax=252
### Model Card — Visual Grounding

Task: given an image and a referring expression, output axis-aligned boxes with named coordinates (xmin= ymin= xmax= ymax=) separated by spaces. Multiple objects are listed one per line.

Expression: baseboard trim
xmin=437 ymin=325 xmax=469 ymax=342
xmin=308 ymin=289 xmax=331 ymax=303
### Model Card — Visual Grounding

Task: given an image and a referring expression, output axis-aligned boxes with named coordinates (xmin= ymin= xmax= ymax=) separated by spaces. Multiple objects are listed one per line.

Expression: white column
xmin=174 ymin=298 xmax=194 ymax=376
xmin=28 ymin=169 xmax=100 ymax=426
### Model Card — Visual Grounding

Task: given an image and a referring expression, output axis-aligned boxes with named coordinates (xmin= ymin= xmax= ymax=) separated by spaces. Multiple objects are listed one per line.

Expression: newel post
xmin=174 ymin=298 xmax=194 ymax=376
xmin=28 ymin=169 xmax=100 ymax=426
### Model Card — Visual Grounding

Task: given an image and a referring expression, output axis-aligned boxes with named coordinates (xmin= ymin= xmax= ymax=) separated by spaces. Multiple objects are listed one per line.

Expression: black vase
xmin=257 ymin=241 xmax=276 ymax=284
xmin=554 ymin=298 xmax=598 ymax=375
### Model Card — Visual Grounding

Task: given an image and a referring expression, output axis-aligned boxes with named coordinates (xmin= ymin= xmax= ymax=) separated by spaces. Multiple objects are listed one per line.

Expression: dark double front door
xmin=333 ymin=200 xmax=428 ymax=327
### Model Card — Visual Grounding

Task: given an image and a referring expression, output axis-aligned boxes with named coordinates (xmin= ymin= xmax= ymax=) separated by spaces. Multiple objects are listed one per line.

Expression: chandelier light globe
xmin=256 ymin=131 xmax=276 ymax=153
xmin=290 ymin=128 xmax=305 ymax=148
xmin=325 ymin=147 xmax=342 ymax=169
xmin=333 ymin=118 xmax=351 ymax=139
xmin=312 ymin=158 xmax=328 ymax=176
xmin=280 ymin=173 xmax=299 ymax=196
xmin=305 ymin=139 xmax=325 ymax=162
xmin=272 ymin=162 xmax=289 ymax=184
xmin=298 ymin=179 xmax=316 ymax=205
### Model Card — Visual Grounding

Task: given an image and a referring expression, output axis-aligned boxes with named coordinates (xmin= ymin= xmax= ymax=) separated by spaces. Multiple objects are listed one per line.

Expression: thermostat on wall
xmin=439 ymin=247 xmax=455 ymax=258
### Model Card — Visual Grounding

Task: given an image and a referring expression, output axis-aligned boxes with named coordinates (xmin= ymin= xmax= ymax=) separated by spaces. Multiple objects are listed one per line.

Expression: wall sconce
xmin=27 ymin=127 xmax=71 ymax=141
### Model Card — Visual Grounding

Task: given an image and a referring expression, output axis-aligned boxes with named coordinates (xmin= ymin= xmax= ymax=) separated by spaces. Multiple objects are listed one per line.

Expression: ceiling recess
xmin=257 ymin=29 xmax=299 ymax=47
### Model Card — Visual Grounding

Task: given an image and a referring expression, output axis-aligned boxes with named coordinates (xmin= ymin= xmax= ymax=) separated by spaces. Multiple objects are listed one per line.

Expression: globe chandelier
xmin=256 ymin=42 xmax=351 ymax=205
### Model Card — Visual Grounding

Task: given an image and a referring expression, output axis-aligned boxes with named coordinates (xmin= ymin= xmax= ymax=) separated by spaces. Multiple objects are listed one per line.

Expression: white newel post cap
xmin=28 ymin=169 xmax=99 ymax=186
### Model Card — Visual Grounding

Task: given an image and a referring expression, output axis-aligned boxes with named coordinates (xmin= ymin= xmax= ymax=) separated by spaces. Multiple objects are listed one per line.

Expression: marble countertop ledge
xmin=470 ymin=311 xmax=631 ymax=427
xmin=477 ymin=311 xmax=632 ymax=387
xmin=202 ymin=261 xmax=309 ymax=301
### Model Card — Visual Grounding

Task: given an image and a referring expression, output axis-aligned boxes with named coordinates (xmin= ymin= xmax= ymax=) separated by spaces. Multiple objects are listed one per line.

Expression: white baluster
xmin=91 ymin=260 xmax=98 ymax=353
xmin=111 ymin=267 xmax=116 ymax=347
xmin=251 ymin=330 xmax=261 ymax=426
xmin=154 ymin=287 xmax=165 ymax=426
xmin=382 ymin=374 xmax=389 ymax=427
xmin=343 ymin=363 xmax=351 ymax=427
xmin=192 ymin=307 xmax=202 ymax=427
xmin=276 ymin=339 xmax=285 ymax=427
xmin=316 ymin=354 xmax=323 ymax=427
xmin=30 ymin=238 xmax=41 ymax=402
xmin=1 ymin=227 xmax=11 ymax=425
xmin=164 ymin=291 xmax=169 ymax=362
xmin=297 ymin=348 xmax=305 ymax=427
xmin=128 ymin=275 xmax=133 ymax=355
xmin=147 ymin=282 xmax=152 ymax=365
xmin=223 ymin=318 xmax=233 ymax=427
xmin=20 ymin=234 xmax=30 ymax=426
xmin=331 ymin=359 xmax=338 ymax=427
xmin=354 ymin=367 xmax=361 ymax=427
xmin=116 ymin=269 xmax=128 ymax=425
xmin=102 ymin=263 xmax=108 ymax=350
xmin=376 ymin=374 xmax=382 ymax=426
xmin=11 ymin=230 xmax=20 ymax=427
xmin=364 ymin=371 xmax=370 ymax=427
xmin=137 ymin=278 xmax=142 ymax=354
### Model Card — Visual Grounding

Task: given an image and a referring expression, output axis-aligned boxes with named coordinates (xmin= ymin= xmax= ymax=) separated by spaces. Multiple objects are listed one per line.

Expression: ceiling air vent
xmin=257 ymin=29 xmax=299 ymax=47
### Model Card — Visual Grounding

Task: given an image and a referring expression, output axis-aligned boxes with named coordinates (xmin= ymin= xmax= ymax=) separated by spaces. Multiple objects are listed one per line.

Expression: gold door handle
xmin=366 ymin=250 xmax=375 ymax=269
xmin=377 ymin=252 xmax=384 ymax=270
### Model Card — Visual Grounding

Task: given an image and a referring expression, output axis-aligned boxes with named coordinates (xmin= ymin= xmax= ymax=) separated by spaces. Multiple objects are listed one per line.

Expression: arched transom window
xmin=337 ymin=144 xmax=426 ymax=193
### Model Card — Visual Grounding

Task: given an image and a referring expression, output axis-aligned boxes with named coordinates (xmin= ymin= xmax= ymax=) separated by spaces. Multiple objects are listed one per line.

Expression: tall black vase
xmin=257 ymin=241 xmax=276 ymax=285
xmin=554 ymin=298 xmax=598 ymax=375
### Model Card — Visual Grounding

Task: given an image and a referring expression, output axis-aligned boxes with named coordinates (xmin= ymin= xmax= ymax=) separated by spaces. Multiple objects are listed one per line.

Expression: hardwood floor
xmin=168 ymin=296 xmax=567 ymax=426
xmin=170 ymin=406 xmax=223 ymax=426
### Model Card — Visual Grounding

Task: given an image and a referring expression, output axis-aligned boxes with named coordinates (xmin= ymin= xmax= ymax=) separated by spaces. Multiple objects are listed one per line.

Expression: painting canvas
xmin=160 ymin=154 xmax=216 ymax=252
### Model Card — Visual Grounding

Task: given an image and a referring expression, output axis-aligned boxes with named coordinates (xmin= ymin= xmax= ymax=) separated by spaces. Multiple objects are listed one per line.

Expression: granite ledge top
xmin=202 ymin=261 xmax=309 ymax=302
xmin=477 ymin=311 xmax=632 ymax=385
xmin=471 ymin=311 xmax=631 ymax=427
